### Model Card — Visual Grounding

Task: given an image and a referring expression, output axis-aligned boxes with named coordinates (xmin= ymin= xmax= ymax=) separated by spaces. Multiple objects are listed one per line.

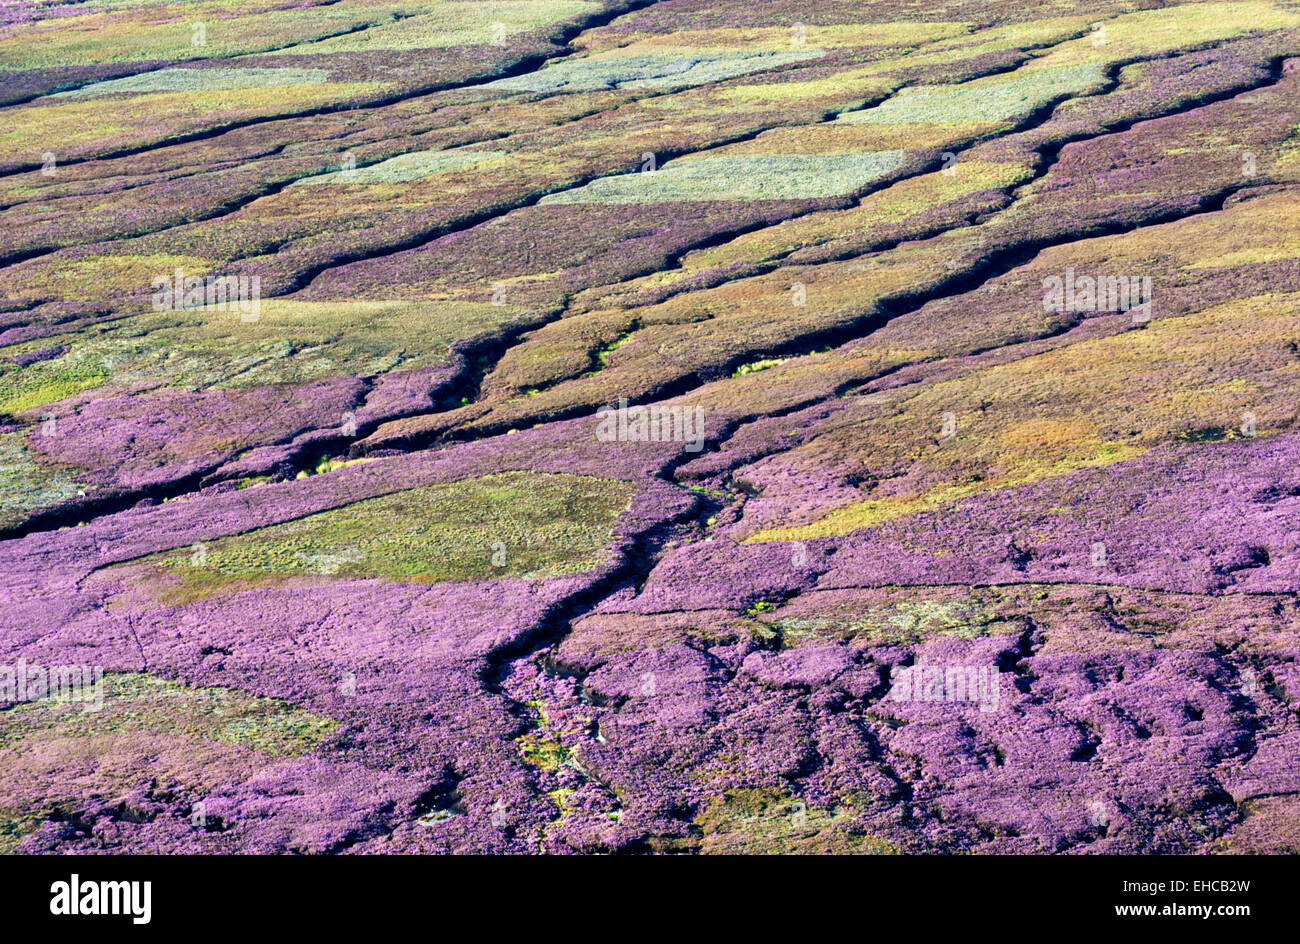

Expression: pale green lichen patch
xmin=768 ymin=594 xmax=1024 ymax=648
xmin=839 ymin=63 xmax=1107 ymax=125
xmin=542 ymin=153 xmax=903 ymax=204
xmin=488 ymin=48 xmax=825 ymax=94
xmin=292 ymin=149 xmax=509 ymax=185
xmin=51 ymin=68 xmax=333 ymax=100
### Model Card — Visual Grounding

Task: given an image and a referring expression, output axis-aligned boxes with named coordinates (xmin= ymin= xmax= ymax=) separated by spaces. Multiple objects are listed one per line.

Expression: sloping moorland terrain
xmin=1 ymin=0 xmax=1299 ymax=854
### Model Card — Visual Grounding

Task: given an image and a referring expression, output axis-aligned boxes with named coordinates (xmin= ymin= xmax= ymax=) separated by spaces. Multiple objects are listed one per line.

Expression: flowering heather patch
xmin=3 ymin=0 xmax=1300 ymax=860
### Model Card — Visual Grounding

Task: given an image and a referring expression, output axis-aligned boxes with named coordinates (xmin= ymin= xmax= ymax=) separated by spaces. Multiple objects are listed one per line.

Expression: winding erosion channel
xmin=1 ymin=0 xmax=1300 ymax=853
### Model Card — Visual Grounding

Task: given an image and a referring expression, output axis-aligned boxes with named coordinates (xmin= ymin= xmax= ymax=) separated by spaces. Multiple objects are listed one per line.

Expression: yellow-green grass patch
xmin=107 ymin=471 xmax=637 ymax=603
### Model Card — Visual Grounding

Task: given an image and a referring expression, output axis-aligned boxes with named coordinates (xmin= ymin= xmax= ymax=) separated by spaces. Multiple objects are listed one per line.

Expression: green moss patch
xmin=0 ymin=672 xmax=336 ymax=852
xmin=0 ymin=432 xmax=84 ymax=530
xmin=694 ymin=788 xmax=899 ymax=854
xmin=118 ymin=471 xmax=637 ymax=602
xmin=0 ymin=672 xmax=336 ymax=756
xmin=0 ymin=299 xmax=532 ymax=413
xmin=0 ymin=358 xmax=110 ymax=417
